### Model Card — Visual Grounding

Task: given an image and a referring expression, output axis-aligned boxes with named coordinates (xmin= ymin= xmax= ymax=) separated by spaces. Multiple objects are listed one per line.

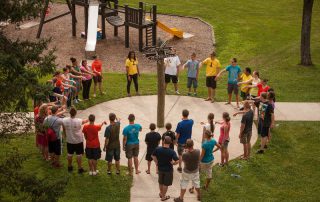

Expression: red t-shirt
xmin=257 ymin=83 xmax=270 ymax=96
xmin=34 ymin=107 xmax=39 ymax=117
xmin=91 ymin=60 xmax=102 ymax=74
xmin=82 ymin=124 xmax=102 ymax=148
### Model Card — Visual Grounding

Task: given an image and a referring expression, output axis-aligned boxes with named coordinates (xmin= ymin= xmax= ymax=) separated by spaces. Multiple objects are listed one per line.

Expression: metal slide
xmin=85 ymin=3 xmax=99 ymax=52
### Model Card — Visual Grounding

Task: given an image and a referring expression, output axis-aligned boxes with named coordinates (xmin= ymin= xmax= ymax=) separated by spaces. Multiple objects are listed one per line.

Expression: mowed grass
xmin=201 ymin=122 xmax=320 ymax=201
xmin=119 ymin=0 xmax=320 ymax=102
xmin=0 ymin=136 xmax=132 ymax=202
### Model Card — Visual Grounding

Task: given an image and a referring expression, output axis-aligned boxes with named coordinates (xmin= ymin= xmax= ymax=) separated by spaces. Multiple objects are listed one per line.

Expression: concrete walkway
xmin=274 ymin=102 xmax=320 ymax=121
xmin=77 ymin=95 xmax=258 ymax=202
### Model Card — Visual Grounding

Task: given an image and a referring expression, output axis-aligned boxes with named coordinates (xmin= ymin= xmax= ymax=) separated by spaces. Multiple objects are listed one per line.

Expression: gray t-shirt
xmin=241 ymin=109 xmax=254 ymax=134
xmin=186 ymin=59 xmax=199 ymax=78
xmin=182 ymin=149 xmax=200 ymax=173
xmin=44 ymin=115 xmax=63 ymax=139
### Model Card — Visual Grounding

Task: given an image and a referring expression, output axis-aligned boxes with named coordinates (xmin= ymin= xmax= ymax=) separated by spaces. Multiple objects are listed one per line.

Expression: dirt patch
xmin=4 ymin=3 xmax=214 ymax=73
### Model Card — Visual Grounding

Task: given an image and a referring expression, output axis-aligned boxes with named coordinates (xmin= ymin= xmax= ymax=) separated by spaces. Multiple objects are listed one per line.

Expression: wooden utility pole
xmin=143 ymin=40 xmax=175 ymax=128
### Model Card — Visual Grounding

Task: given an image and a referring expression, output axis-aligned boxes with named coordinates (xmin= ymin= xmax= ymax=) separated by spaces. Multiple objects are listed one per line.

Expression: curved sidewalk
xmin=77 ymin=95 xmax=258 ymax=202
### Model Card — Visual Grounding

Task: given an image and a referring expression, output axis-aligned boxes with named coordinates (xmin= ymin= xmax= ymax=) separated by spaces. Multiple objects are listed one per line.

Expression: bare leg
xmin=248 ymin=143 xmax=251 ymax=158
xmin=115 ymin=161 xmax=120 ymax=172
xmin=108 ymin=162 xmax=112 ymax=171
xmin=236 ymin=94 xmax=240 ymax=107
xmin=147 ymin=161 xmax=151 ymax=173
xmin=228 ymin=94 xmax=232 ymax=104
xmin=98 ymin=82 xmax=103 ymax=94
xmin=205 ymin=178 xmax=211 ymax=189
xmin=206 ymin=88 xmax=211 ymax=100
xmin=225 ymin=149 xmax=229 ymax=165
xmin=128 ymin=158 xmax=133 ymax=175
xmin=179 ymin=189 xmax=187 ymax=200
xmin=76 ymin=155 xmax=82 ymax=169
xmin=159 ymin=184 xmax=163 ymax=197
xmin=93 ymin=82 xmax=97 ymax=95
xmin=67 ymin=155 xmax=72 ymax=167
xmin=178 ymin=155 xmax=182 ymax=168
xmin=174 ymin=83 xmax=178 ymax=92
xmin=162 ymin=185 xmax=169 ymax=199
xmin=134 ymin=157 xmax=140 ymax=174
xmin=212 ymin=89 xmax=215 ymax=101
xmin=92 ymin=160 xmax=97 ymax=171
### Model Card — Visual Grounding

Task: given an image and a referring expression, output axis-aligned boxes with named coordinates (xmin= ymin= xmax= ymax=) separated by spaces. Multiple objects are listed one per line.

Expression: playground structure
xmin=36 ymin=0 xmax=188 ymax=52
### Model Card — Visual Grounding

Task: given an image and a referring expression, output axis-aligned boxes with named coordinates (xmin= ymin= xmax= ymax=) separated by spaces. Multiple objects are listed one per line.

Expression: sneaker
xmin=264 ymin=145 xmax=268 ymax=149
xmin=256 ymin=150 xmax=264 ymax=154
xmin=187 ymin=93 xmax=191 ymax=96
xmin=68 ymin=166 xmax=73 ymax=172
xmin=218 ymin=163 xmax=224 ymax=167
xmin=101 ymin=92 xmax=106 ymax=95
xmin=176 ymin=90 xmax=180 ymax=95
xmin=74 ymin=99 xmax=79 ymax=104
xmin=177 ymin=167 xmax=182 ymax=173
xmin=77 ymin=98 xmax=82 ymax=102
xmin=78 ymin=168 xmax=85 ymax=174
xmin=107 ymin=170 xmax=111 ymax=175
xmin=93 ymin=94 xmax=96 ymax=98
xmin=89 ymin=171 xmax=93 ymax=176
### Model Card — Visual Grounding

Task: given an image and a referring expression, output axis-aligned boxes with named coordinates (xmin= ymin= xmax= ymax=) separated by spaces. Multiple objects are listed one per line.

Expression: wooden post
xmin=152 ymin=5 xmax=157 ymax=46
xmin=101 ymin=4 xmax=106 ymax=39
xmin=36 ymin=0 xmax=50 ymax=38
xmin=157 ymin=59 xmax=165 ymax=128
xmin=71 ymin=0 xmax=76 ymax=37
xmin=114 ymin=0 xmax=119 ymax=36
xmin=125 ymin=5 xmax=129 ymax=48
xmin=84 ymin=1 xmax=89 ymax=38
xmin=138 ymin=7 xmax=143 ymax=51
xmin=300 ymin=0 xmax=314 ymax=66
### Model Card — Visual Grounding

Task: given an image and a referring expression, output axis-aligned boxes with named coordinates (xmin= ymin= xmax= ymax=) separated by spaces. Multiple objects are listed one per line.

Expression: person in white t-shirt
xmin=164 ymin=49 xmax=181 ymax=94
xmin=62 ymin=107 xmax=88 ymax=173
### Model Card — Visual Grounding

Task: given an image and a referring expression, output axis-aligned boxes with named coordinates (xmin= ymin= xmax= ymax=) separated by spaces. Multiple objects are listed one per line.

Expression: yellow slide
xmin=156 ymin=20 xmax=184 ymax=38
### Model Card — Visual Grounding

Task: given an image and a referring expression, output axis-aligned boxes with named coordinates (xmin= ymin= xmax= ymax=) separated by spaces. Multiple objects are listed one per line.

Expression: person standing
xmin=152 ymin=136 xmax=179 ymax=201
xmin=174 ymin=139 xmax=201 ymax=202
xmin=35 ymin=104 xmax=49 ymax=161
xmin=216 ymin=58 xmax=241 ymax=108
xmin=162 ymin=123 xmax=176 ymax=150
xmin=200 ymin=113 xmax=215 ymax=142
xmin=122 ymin=114 xmax=142 ymax=175
xmin=200 ymin=130 xmax=221 ymax=190
xmin=175 ymin=109 xmax=194 ymax=173
xmin=70 ymin=57 xmax=83 ymax=103
xmin=91 ymin=55 xmax=105 ymax=97
xmin=82 ymin=114 xmax=107 ymax=176
xmin=62 ymin=107 xmax=88 ymax=173
xmin=199 ymin=51 xmax=221 ymax=102
xmin=257 ymin=92 xmax=275 ymax=154
xmin=164 ymin=48 xmax=181 ymax=94
xmin=236 ymin=101 xmax=254 ymax=160
xmin=125 ymin=51 xmax=140 ymax=97
xmin=80 ymin=60 xmax=94 ymax=100
xmin=44 ymin=106 xmax=64 ymax=168
xmin=103 ymin=113 xmax=121 ymax=175
xmin=238 ymin=67 xmax=253 ymax=100
xmin=145 ymin=123 xmax=161 ymax=174
xmin=183 ymin=52 xmax=200 ymax=96
xmin=216 ymin=112 xmax=231 ymax=166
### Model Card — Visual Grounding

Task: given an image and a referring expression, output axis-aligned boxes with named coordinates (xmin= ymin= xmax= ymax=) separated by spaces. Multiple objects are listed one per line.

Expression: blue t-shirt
xmin=201 ymin=139 xmax=217 ymax=163
xmin=175 ymin=119 xmax=194 ymax=144
xmin=122 ymin=124 xmax=142 ymax=145
xmin=152 ymin=146 xmax=179 ymax=172
xmin=186 ymin=60 xmax=199 ymax=78
xmin=226 ymin=65 xmax=241 ymax=84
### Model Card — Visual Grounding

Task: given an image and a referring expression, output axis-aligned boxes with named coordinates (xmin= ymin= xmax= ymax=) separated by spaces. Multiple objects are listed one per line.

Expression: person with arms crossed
xmin=164 ymin=48 xmax=181 ymax=94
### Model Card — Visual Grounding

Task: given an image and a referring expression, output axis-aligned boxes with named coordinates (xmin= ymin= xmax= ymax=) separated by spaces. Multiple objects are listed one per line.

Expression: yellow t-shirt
xmin=203 ymin=58 xmax=221 ymax=76
xmin=240 ymin=73 xmax=253 ymax=92
xmin=125 ymin=58 xmax=138 ymax=75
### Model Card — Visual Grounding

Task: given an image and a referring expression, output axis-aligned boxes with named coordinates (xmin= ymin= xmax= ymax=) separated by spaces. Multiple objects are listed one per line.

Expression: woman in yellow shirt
xmin=125 ymin=51 xmax=140 ymax=96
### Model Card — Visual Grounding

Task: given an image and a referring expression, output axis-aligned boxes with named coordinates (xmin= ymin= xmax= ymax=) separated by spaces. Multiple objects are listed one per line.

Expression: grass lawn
xmin=202 ymin=121 xmax=320 ymax=201
xmin=0 ymin=135 xmax=132 ymax=202
xmin=117 ymin=0 xmax=320 ymax=102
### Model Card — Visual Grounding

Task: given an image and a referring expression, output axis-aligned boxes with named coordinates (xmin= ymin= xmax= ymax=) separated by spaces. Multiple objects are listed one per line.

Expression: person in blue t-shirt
xmin=183 ymin=52 xmax=200 ymax=96
xmin=175 ymin=109 xmax=194 ymax=173
xmin=216 ymin=58 xmax=241 ymax=108
xmin=200 ymin=130 xmax=221 ymax=190
xmin=122 ymin=114 xmax=142 ymax=175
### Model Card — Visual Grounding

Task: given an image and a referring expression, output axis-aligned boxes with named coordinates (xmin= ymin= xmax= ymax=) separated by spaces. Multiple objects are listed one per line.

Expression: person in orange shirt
xmin=83 ymin=114 xmax=107 ymax=176
xmin=91 ymin=55 xmax=105 ymax=97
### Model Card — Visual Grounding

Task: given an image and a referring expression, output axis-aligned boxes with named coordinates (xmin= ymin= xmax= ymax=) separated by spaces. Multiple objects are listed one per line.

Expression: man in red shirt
xmin=83 ymin=114 xmax=107 ymax=176
xmin=91 ymin=55 xmax=105 ymax=97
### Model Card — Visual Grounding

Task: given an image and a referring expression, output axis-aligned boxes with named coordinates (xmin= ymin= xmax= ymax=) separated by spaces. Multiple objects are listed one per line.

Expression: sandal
xmin=161 ymin=196 xmax=170 ymax=201
xmin=204 ymin=98 xmax=212 ymax=101
xmin=159 ymin=193 xmax=162 ymax=198
xmin=189 ymin=188 xmax=194 ymax=194
xmin=145 ymin=170 xmax=150 ymax=174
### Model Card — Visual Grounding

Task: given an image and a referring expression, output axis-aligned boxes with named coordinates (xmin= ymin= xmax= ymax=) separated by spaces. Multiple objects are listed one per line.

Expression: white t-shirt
xmin=204 ymin=123 xmax=215 ymax=133
xmin=62 ymin=117 xmax=83 ymax=144
xmin=164 ymin=56 xmax=181 ymax=75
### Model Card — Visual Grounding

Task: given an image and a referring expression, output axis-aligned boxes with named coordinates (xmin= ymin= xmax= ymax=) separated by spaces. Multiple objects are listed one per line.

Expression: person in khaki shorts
xmin=122 ymin=114 xmax=142 ymax=175
xmin=174 ymin=139 xmax=200 ymax=202
xmin=200 ymin=130 xmax=221 ymax=190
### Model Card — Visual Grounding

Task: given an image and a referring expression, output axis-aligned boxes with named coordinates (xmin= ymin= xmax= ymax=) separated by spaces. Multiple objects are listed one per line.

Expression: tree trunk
xmin=300 ymin=0 xmax=313 ymax=66
xmin=157 ymin=59 xmax=165 ymax=128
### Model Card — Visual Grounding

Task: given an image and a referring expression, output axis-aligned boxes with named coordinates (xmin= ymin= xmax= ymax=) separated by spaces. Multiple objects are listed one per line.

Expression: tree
xmin=300 ymin=0 xmax=314 ymax=66
xmin=0 ymin=1 xmax=67 ymax=201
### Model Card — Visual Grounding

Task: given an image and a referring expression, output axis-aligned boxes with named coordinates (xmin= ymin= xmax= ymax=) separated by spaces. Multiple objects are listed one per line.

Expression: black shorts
xmin=260 ymin=126 xmax=270 ymax=137
xmin=48 ymin=139 xmax=61 ymax=155
xmin=240 ymin=91 xmax=248 ymax=100
xmin=158 ymin=171 xmax=173 ymax=186
xmin=206 ymin=76 xmax=216 ymax=89
xmin=93 ymin=75 xmax=102 ymax=83
xmin=67 ymin=142 xmax=84 ymax=155
xmin=145 ymin=148 xmax=156 ymax=161
xmin=85 ymin=147 xmax=101 ymax=160
xmin=105 ymin=147 xmax=121 ymax=162
xmin=165 ymin=74 xmax=178 ymax=84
